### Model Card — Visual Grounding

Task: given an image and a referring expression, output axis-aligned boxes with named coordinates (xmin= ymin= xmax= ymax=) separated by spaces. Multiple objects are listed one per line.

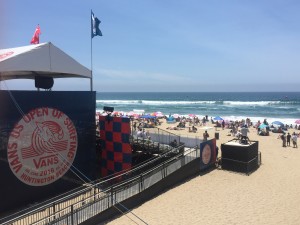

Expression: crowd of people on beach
xmin=167 ymin=115 xmax=298 ymax=146
xmin=278 ymin=132 xmax=298 ymax=148
xmin=96 ymin=111 xmax=299 ymax=147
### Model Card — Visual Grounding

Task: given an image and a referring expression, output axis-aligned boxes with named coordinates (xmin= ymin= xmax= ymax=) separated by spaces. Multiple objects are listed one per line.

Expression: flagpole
xmin=91 ymin=33 xmax=93 ymax=91
xmin=90 ymin=10 xmax=93 ymax=92
xmin=91 ymin=10 xmax=102 ymax=91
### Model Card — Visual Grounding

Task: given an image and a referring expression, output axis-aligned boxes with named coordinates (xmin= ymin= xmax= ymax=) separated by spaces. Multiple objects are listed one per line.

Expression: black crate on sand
xmin=221 ymin=140 xmax=260 ymax=175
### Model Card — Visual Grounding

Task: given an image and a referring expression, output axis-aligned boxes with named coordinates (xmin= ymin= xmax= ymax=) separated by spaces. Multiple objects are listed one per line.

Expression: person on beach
xmin=292 ymin=132 xmax=298 ymax=148
xmin=202 ymin=117 xmax=206 ymax=126
xmin=222 ymin=120 xmax=225 ymax=130
xmin=189 ymin=126 xmax=197 ymax=133
xmin=281 ymin=133 xmax=287 ymax=147
xmin=203 ymin=130 xmax=209 ymax=141
xmin=232 ymin=125 xmax=237 ymax=136
xmin=240 ymin=125 xmax=250 ymax=144
xmin=286 ymin=133 xmax=291 ymax=146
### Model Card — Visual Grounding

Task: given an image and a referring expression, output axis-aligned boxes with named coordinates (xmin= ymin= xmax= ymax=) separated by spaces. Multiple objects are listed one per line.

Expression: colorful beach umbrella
xmin=172 ymin=114 xmax=180 ymax=118
xmin=295 ymin=119 xmax=300 ymax=124
xmin=259 ymin=124 xmax=268 ymax=129
xmin=153 ymin=111 xmax=164 ymax=117
xmin=140 ymin=115 xmax=156 ymax=119
xmin=127 ymin=111 xmax=139 ymax=118
xmin=127 ymin=111 xmax=134 ymax=116
xmin=100 ymin=112 xmax=108 ymax=116
xmin=213 ymin=116 xmax=223 ymax=121
xmin=188 ymin=114 xmax=196 ymax=118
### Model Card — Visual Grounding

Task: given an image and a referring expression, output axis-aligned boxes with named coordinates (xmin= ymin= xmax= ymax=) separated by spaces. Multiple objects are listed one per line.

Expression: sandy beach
xmin=106 ymin=119 xmax=300 ymax=225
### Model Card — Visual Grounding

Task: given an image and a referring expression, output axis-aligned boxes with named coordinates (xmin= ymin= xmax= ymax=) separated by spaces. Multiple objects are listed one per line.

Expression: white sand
xmin=106 ymin=121 xmax=300 ymax=225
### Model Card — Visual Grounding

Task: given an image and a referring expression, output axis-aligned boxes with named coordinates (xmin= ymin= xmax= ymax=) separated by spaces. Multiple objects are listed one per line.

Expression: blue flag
xmin=91 ymin=11 xmax=102 ymax=38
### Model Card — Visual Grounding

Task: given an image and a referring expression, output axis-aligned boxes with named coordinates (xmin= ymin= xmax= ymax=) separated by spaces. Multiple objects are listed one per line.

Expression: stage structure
xmin=0 ymin=43 xmax=97 ymax=213
xmin=221 ymin=140 xmax=260 ymax=175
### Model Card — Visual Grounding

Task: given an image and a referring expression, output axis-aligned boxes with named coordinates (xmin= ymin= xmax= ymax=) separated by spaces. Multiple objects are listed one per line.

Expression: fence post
xmin=94 ymin=186 xmax=96 ymax=201
xmin=53 ymin=202 xmax=56 ymax=221
xmin=140 ymin=174 xmax=143 ymax=192
xmin=110 ymin=187 xmax=114 ymax=206
xmin=162 ymin=162 xmax=165 ymax=178
xmin=71 ymin=204 xmax=74 ymax=225
xmin=164 ymin=161 xmax=168 ymax=177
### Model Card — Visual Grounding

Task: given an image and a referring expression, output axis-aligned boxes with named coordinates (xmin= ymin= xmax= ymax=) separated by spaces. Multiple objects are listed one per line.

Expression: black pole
xmin=90 ymin=10 xmax=93 ymax=91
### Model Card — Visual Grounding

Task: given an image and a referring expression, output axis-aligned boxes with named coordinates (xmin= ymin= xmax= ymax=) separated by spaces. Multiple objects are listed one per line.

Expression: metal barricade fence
xmin=1 ymin=144 xmax=201 ymax=225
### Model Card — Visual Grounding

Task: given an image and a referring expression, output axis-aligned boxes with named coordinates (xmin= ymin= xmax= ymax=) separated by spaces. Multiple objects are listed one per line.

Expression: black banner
xmin=0 ymin=90 xmax=97 ymax=214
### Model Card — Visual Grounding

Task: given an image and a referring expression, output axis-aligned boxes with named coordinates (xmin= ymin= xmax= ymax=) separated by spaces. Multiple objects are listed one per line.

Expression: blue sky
xmin=1 ymin=0 xmax=300 ymax=92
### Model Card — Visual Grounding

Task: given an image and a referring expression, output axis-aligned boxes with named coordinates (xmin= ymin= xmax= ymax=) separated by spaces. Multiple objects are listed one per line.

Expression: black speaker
xmin=35 ymin=76 xmax=54 ymax=89
xmin=103 ymin=106 xmax=114 ymax=113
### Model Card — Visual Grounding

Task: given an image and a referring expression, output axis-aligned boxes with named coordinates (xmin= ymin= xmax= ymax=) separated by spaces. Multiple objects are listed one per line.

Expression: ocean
xmin=96 ymin=92 xmax=300 ymax=125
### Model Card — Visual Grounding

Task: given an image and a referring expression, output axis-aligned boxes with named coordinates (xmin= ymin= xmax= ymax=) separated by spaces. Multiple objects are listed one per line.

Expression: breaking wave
xmin=96 ymin=100 xmax=299 ymax=106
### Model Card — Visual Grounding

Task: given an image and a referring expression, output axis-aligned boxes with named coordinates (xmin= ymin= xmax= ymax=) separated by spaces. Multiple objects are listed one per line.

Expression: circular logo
xmin=7 ymin=107 xmax=78 ymax=186
xmin=0 ymin=51 xmax=14 ymax=60
xmin=202 ymin=144 xmax=212 ymax=165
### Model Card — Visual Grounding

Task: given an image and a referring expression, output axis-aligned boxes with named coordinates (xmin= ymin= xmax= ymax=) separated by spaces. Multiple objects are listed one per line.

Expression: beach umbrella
xmin=111 ymin=111 xmax=120 ymax=116
xmin=140 ymin=115 xmax=156 ymax=119
xmin=127 ymin=111 xmax=140 ymax=118
xmin=153 ymin=111 xmax=164 ymax=117
xmin=100 ymin=112 xmax=108 ymax=116
xmin=172 ymin=114 xmax=180 ymax=118
xmin=127 ymin=111 xmax=135 ymax=116
xmin=295 ymin=119 xmax=300 ymax=124
xmin=213 ymin=116 xmax=223 ymax=121
xmin=259 ymin=124 xmax=268 ymax=129
xmin=271 ymin=121 xmax=284 ymax=127
xmin=188 ymin=114 xmax=196 ymax=118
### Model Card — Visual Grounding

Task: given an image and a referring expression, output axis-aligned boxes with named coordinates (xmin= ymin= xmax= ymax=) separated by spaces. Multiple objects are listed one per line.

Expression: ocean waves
xmin=95 ymin=92 xmax=300 ymax=120
xmin=96 ymin=99 xmax=299 ymax=106
xmin=97 ymin=100 xmax=216 ymax=105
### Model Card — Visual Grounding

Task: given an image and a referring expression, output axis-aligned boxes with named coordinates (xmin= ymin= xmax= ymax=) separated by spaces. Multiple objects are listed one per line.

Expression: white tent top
xmin=0 ymin=42 xmax=91 ymax=81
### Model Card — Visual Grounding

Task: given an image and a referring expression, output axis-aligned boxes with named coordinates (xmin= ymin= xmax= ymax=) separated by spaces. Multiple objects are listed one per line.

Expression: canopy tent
xmin=0 ymin=42 xmax=91 ymax=81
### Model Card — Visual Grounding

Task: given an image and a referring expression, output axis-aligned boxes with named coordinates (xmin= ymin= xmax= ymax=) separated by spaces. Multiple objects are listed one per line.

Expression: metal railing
xmin=1 ymin=141 xmax=200 ymax=225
